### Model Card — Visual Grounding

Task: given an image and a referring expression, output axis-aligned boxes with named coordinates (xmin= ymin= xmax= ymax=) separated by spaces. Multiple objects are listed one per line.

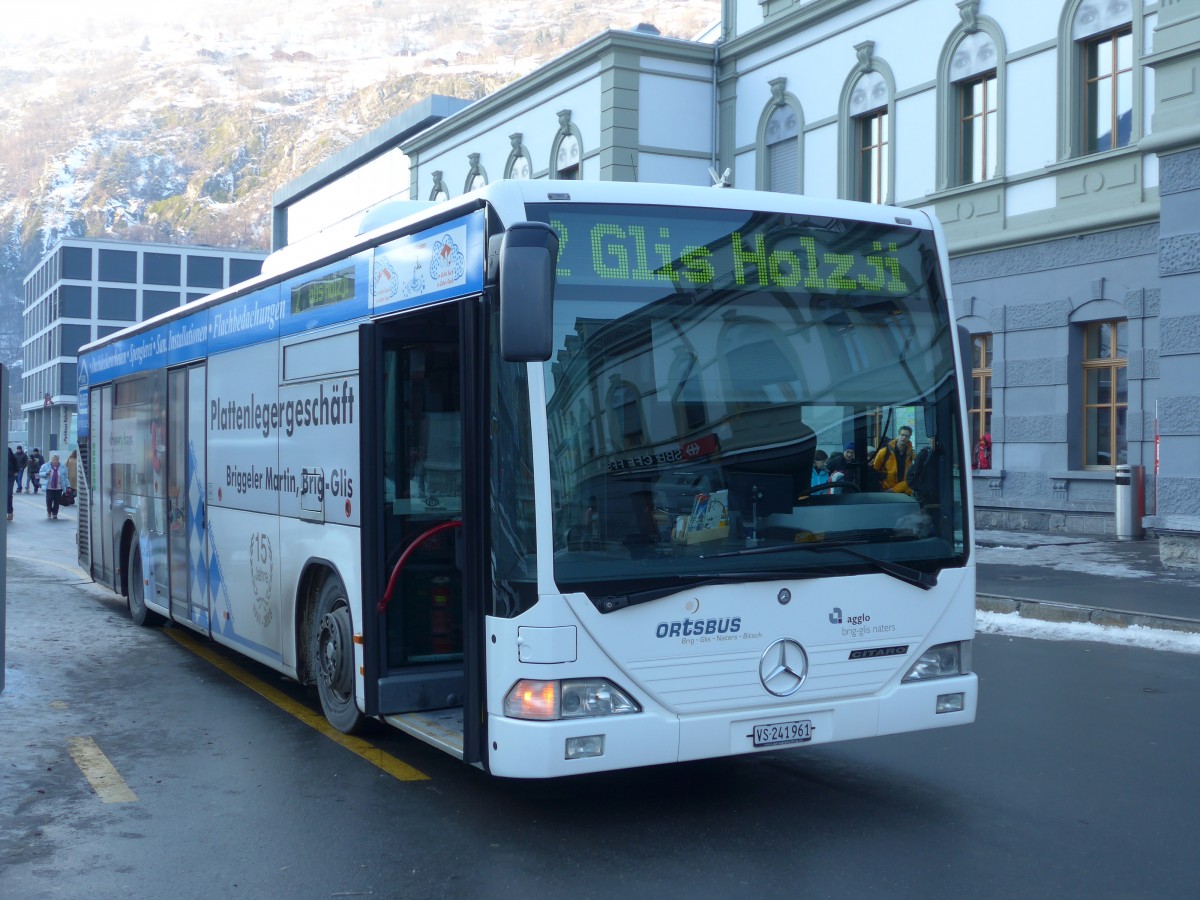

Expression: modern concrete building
xmin=21 ymin=238 xmax=266 ymax=453
xmin=271 ymin=0 xmax=1200 ymax=564
xmin=270 ymin=95 xmax=470 ymax=252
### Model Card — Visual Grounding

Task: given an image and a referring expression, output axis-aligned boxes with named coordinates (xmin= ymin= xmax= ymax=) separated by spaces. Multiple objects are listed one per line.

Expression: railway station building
xmin=272 ymin=0 xmax=1200 ymax=565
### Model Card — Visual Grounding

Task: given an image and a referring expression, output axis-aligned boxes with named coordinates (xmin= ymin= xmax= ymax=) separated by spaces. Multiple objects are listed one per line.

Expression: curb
xmin=977 ymin=593 xmax=1200 ymax=635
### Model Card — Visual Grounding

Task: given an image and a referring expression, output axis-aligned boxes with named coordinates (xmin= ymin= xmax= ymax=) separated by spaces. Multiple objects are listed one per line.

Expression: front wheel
xmin=127 ymin=540 xmax=164 ymax=627
xmin=311 ymin=574 xmax=364 ymax=734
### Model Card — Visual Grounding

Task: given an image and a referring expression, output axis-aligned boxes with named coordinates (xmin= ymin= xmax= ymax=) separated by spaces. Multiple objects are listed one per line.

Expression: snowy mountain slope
xmin=0 ymin=0 xmax=717 ymax=367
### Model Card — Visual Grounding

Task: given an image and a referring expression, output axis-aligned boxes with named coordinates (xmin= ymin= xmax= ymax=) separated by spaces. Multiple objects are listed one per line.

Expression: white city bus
xmin=77 ymin=181 xmax=976 ymax=778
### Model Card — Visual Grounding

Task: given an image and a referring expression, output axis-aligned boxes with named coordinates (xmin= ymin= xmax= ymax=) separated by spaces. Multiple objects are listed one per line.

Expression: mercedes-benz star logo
xmin=759 ymin=638 xmax=809 ymax=697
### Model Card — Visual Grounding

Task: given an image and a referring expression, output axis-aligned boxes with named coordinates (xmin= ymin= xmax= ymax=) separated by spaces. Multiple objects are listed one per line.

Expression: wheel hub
xmin=316 ymin=607 xmax=354 ymax=697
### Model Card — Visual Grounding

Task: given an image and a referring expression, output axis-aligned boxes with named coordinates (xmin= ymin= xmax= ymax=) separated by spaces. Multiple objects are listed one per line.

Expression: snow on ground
xmin=977 ymin=610 xmax=1200 ymax=655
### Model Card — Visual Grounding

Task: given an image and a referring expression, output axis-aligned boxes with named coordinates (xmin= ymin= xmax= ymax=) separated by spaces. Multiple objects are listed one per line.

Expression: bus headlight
xmin=504 ymin=678 xmax=641 ymax=720
xmin=902 ymin=641 xmax=971 ymax=682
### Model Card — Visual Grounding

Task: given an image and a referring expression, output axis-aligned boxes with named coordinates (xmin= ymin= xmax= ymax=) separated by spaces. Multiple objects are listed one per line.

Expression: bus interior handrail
xmin=377 ymin=520 xmax=463 ymax=614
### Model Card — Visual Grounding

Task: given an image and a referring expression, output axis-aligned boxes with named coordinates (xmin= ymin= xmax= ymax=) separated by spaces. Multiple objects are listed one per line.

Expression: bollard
xmin=1114 ymin=464 xmax=1144 ymax=541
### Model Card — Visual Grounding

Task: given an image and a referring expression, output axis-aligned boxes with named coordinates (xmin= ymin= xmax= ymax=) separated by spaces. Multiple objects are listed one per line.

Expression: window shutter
xmin=767 ymin=140 xmax=799 ymax=194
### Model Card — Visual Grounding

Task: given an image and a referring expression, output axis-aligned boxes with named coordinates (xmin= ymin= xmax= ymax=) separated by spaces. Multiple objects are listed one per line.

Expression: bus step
xmin=382 ymin=707 xmax=464 ymax=759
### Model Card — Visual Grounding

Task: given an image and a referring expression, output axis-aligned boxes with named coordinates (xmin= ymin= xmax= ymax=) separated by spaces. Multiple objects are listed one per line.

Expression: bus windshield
xmin=528 ymin=203 xmax=967 ymax=608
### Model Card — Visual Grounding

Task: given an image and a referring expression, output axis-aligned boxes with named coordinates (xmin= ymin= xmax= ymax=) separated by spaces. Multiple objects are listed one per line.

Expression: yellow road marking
xmin=67 ymin=736 xmax=138 ymax=803
xmin=164 ymin=629 xmax=429 ymax=782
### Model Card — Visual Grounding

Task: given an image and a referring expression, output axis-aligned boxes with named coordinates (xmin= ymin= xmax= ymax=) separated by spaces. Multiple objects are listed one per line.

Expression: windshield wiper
xmin=593 ymin=571 xmax=821 ymax=614
xmin=701 ymin=541 xmax=937 ymax=591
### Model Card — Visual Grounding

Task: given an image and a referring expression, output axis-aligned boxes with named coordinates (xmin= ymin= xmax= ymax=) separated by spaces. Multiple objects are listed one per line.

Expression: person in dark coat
xmin=13 ymin=444 xmax=27 ymax=492
xmin=27 ymin=448 xmax=44 ymax=493
xmin=6 ymin=446 xmax=16 ymax=520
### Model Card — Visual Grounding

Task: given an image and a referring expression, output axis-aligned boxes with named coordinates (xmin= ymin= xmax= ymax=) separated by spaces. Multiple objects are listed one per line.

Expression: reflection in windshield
xmin=532 ymin=206 xmax=967 ymax=603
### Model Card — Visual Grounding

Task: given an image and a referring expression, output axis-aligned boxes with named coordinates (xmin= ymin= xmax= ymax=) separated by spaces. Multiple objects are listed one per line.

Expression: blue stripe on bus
xmin=77 ymin=211 xmax=486 ymax=425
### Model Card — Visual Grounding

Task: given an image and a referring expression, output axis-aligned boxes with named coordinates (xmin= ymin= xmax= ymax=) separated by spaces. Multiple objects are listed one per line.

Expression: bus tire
xmin=311 ymin=574 xmax=364 ymax=734
xmin=127 ymin=541 xmax=164 ymax=627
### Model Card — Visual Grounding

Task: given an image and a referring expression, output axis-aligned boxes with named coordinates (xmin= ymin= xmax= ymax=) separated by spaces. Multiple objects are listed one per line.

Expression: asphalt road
xmin=3 ymin=497 xmax=1199 ymax=898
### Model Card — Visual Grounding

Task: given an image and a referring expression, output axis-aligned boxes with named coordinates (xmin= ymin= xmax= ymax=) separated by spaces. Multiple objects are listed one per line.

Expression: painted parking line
xmin=67 ymin=736 xmax=139 ymax=803
xmin=164 ymin=628 xmax=430 ymax=782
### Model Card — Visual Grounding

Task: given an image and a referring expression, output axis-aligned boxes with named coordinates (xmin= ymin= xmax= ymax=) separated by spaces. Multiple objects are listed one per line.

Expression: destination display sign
xmin=526 ymin=203 xmax=930 ymax=298
xmin=290 ymin=265 xmax=355 ymax=314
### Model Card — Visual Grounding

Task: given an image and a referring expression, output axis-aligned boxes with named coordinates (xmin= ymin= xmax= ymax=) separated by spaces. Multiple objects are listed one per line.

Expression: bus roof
xmin=79 ymin=180 xmax=935 ymax=358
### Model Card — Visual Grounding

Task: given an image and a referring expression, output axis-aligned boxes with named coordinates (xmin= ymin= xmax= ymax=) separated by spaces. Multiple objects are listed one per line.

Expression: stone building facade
xmin=273 ymin=0 xmax=1200 ymax=562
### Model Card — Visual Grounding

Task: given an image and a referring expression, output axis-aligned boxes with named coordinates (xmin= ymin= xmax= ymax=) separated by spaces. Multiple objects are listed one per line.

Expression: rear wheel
xmin=311 ymin=574 xmax=364 ymax=734
xmin=127 ymin=541 xmax=164 ymax=627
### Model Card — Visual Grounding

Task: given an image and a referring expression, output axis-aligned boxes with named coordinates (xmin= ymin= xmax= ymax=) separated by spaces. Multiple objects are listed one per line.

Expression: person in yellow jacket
xmin=872 ymin=425 xmax=915 ymax=494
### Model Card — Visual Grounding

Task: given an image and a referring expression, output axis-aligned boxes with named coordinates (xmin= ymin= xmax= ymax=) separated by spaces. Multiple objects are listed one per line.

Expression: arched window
xmin=428 ymin=170 xmax=449 ymax=201
xmin=839 ymin=43 xmax=896 ymax=204
xmin=758 ymin=77 xmax=803 ymax=193
xmin=463 ymin=153 xmax=487 ymax=193
xmin=551 ymin=110 xmax=584 ymax=181
xmin=606 ymin=377 xmax=645 ymax=449
xmin=555 ymin=135 xmax=581 ymax=180
xmin=668 ymin=346 xmax=707 ymax=434
xmin=970 ymin=333 xmax=993 ymax=465
xmin=505 ymin=133 xmax=532 ymax=180
xmin=1059 ymin=0 xmax=1142 ymax=160
xmin=936 ymin=8 xmax=1006 ymax=190
xmin=1081 ymin=319 xmax=1128 ymax=468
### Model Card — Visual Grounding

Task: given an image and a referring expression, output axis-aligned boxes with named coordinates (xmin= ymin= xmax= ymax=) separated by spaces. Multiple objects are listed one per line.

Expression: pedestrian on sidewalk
xmin=27 ymin=448 xmax=44 ymax=494
xmin=13 ymin=444 xmax=27 ymax=492
xmin=39 ymin=453 xmax=70 ymax=520
xmin=6 ymin=446 xmax=16 ymax=521
xmin=66 ymin=449 xmax=78 ymax=492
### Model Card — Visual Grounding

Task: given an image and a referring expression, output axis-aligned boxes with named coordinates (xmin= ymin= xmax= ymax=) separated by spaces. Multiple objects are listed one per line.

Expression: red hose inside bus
xmin=377 ymin=520 xmax=462 ymax=614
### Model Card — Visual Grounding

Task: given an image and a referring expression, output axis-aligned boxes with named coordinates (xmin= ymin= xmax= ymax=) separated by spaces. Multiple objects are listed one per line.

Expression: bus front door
xmin=361 ymin=304 xmax=470 ymax=719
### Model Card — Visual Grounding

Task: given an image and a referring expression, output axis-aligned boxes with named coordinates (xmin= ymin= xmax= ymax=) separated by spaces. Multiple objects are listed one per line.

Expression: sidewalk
xmin=975 ymin=528 xmax=1200 ymax=634
xmin=6 ymin=488 xmax=84 ymax=559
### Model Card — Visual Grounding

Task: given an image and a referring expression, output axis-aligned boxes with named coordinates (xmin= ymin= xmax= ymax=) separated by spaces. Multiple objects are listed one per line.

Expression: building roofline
xmin=400 ymin=29 xmax=715 ymax=155
xmin=35 ymin=236 xmax=268 ymax=255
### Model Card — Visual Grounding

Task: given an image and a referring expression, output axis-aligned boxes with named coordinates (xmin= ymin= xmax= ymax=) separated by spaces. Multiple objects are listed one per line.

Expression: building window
xmin=429 ymin=170 xmax=450 ymax=201
xmin=1083 ymin=27 xmax=1132 ymax=152
xmin=970 ymin=334 xmax=993 ymax=468
xmin=764 ymin=103 xmax=800 ymax=194
xmin=552 ymin=110 xmax=582 ymax=181
xmin=143 ymin=290 xmax=181 ymax=319
xmin=98 ymin=249 xmax=137 ymax=283
xmin=555 ymin=135 xmax=581 ymax=180
xmin=187 ymin=255 xmax=224 ymax=289
xmin=849 ymin=70 xmax=889 ymax=204
xmin=1082 ymin=320 xmax=1127 ymax=468
xmin=505 ymin=133 xmax=532 ymax=179
xmin=61 ymin=246 xmax=92 ymax=280
xmin=856 ymin=109 xmax=889 ymax=204
xmin=464 ymin=153 xmax=487 ymax=193
xmin=59 ymin=324 xmax=92 ymax=358
xmin=951 ymin=32 xmax=998 ymax=184
xmin=1064 ymin=0 xmax=1137 ymax=158
xmin=143 ymin=252 xmax=181 ymax=286
xmin=230 ymin=257 xmax=263 ymax=285
xmin=606 ymin=377 xmax=645 ymax=450
xmin=60 ymin=284 xmax=92 ymax=318
xmin=98 ymin=287 xmax=136 ymax=321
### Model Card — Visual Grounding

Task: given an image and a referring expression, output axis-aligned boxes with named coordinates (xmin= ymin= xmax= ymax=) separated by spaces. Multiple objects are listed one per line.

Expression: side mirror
xmin=499 ymin=222 xmax=559 ymax=362
xmin=957 ymin=323 xmax=972 ymax=414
